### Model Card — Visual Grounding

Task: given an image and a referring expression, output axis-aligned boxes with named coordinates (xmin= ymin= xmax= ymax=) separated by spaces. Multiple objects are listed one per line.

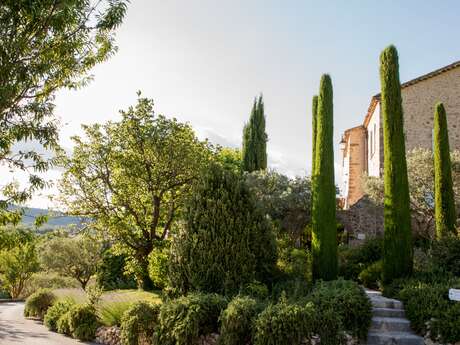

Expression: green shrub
xmin=24 ymin=288 xmax=55 ymax=319
xmin=168 ymin=164 xmax=277 ymax=295
xmin=120 ymin=301 xmax=160 ymax=345
xmin=358 ymin=260 xmax=382 ymax=289
xmin=219 ymin=296 xmax=261 ymax=345
xmin=240 ymin=281 xmax=269 ymax=300
xmin=66 ymin=304 xmax=99 ymax=341
xmin=44 ymin=299 xmax=75 ymax=331
xmin=308 ymin=279 xmax=371 ymax=339
xmin=338 ymin=237 xmax=382 ymax=281
xmin=271 ymin=278 xmax=311 ymax=302
xmin=397 ymin=278 xmax=460 ymax=342
xmin=57 ymin=310 xmax=72 ymax=335
xmin=431 ymin=302 xmax=460 ymax=343
xmin=148 ymin=245 xmax=170 ymax=290
xmin=96 ymin=249 xmax=137 ymax=290
xmin=253 ymin=301 xmax=315 ymax=345
xmin=431 ymin=236 xmax=460 ymax=276
xmin=155 ymin=293 xmax=228 ymax=345
xmin=313 ymin=306 xmax=344 ymax=345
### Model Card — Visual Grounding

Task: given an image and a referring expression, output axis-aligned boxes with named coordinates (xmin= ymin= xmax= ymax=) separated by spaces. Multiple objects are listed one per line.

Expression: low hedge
xmin=120 ymin=301 xmax=160 ymax=345
xmin=307 ymin=279 xmax=372 ymax=340
xmin=24 ymin=289 xmax=55 ymax=319
xmin=154 ymin=293 xmax=228 ymax=345
xmin=44 ymin=299 xmax=75 ymax=332
xmin=397 ymin=279 xmax=460 ymax=343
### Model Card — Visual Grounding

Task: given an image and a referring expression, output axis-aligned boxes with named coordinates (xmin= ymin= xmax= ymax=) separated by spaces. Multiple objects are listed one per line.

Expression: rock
xmin=95 ymin=326 xmax=121 ymax=345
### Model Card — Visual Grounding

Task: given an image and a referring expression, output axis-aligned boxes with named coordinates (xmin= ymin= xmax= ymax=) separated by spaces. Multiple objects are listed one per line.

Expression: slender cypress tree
xmin=311 ymin=75 xmax=337 ymax=281
xmin=311 ymin=95 xmax=319 ymax=176
xmin=380 ymin=45 xmax=413 ymax=283
xmin=242 ymin=95 xmax=267 ymax=172
xmin=433 ymin=102 xmax=456 ymax=239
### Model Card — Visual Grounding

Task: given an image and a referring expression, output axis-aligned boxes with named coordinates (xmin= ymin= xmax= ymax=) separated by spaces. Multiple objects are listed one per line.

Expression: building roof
xmin=362 ymin=59 xmax=460 ymax=128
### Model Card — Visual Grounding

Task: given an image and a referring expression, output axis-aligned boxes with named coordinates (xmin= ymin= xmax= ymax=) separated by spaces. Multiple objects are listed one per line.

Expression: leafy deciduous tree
xmin=0 ymin=242 xmax=39 ymax=298
xmin=0 ymin=0 xmax=128 ymax=223
xmin=59 ymin=95 xmax=213 ymax=289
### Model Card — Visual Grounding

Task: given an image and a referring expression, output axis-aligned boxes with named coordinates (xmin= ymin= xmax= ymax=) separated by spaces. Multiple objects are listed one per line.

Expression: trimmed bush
xmin=66 ymin=304 xmax=99 ymax=341
xmin=44 ymin=299 xmax=75 ymax=331
xmin=313 ymin=306 xmax=344 ymax=345
xmin=240 ymin=281 xmax=269 ymax=300
xmin=271 ymin=278 xmax=311 ymax=302
xmin=397 ymin=279 xmax=460 ymax=342
xmin=308 ymin=279 xmax=371 ymax=339
xmin=168 ymin=164 xmax=277 ymax=295
xmin=358 ymin=260 xmax=383 ymax=289
xmin=219 ymin=296 xmax=261 ymax=345
xmin=155 ymin=293 xmax=228 ymax=345
xmin=253 ymin=301 xmax=315 ymax=345
xmin=120 ymin=301 xmax=160 ymax=345
xmin=57 ymin=310 xmax=72 ymax=335
xmin=24 ymin=288 xmax=55 ymax=319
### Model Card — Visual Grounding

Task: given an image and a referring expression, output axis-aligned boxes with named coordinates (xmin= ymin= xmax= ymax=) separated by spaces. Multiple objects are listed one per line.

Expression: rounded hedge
xmin=66 ymin=304 xmax=99 ymax=341
xmin=120 ymin=301 xmax=160 ymax=345
xmin=219 ymin=296 xmax=261 ymax=345
xmin=253 ymin=301 xmax=315 ymax=345
xmin=154 ymin=293 xmax=228 ymax=345
xmin=24 ymin=288 xmax=55 ymax=319
xmin=308 ymin=279 xmax=372 ymax=340
xmin=44 ymin=299 xmax=75 ymax=332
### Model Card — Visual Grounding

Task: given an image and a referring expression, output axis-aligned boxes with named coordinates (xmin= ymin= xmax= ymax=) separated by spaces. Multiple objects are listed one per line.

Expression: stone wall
xmin=337 ymin=197 xmax=383 ymax=245
xmin=402 ymin=66 xmax=460 ymax=151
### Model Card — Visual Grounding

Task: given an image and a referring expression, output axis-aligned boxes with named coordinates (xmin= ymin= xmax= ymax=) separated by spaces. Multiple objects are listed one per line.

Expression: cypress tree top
xmin=311 ymin=95 xmax=318 ymax=176
xmin=242 ymin=95 xmax=267 ymax=172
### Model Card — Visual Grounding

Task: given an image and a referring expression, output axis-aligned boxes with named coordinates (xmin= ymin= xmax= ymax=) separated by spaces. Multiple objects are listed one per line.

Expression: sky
xmin=16 ymin=0 xmax=460 ymax=208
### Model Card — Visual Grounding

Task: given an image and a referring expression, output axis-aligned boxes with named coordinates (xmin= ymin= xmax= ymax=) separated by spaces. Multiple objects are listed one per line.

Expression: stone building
xmin=340 ymin=59 xmax=460 ymax=210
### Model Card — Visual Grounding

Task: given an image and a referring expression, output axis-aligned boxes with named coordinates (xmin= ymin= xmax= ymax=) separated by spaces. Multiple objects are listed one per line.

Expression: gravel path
xmin=0 ymin=302 xmax=97 ymax=345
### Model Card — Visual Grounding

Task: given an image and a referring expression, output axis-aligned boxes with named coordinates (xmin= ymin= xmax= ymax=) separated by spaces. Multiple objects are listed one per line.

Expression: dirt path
xmin=0 ymin=302 xmax=96 ymax=345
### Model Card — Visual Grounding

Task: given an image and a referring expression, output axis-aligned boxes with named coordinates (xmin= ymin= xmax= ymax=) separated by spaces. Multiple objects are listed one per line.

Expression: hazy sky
xmin=20 ymin=0 xmax=460 ymax=208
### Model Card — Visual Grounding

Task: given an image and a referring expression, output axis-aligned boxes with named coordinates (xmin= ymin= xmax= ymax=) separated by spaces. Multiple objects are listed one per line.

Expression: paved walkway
xmin=0 ymin=302 xmax=96 ymax=345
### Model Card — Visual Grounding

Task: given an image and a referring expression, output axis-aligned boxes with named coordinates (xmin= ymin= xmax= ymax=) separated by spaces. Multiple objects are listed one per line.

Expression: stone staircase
xmin=365 ymin=290 xmax=424 ymax=345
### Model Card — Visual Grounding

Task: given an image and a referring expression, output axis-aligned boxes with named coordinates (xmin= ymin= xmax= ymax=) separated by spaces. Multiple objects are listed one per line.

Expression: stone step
xmin=372 ymin=307 xmax=405 ymax=318
xmin=370 ymin=297 xmax=403 ymax=309
xmin=366 ymin=331 xmax=424 ymax=345
xmin=371 ymin=317 xmax=412 ymax=332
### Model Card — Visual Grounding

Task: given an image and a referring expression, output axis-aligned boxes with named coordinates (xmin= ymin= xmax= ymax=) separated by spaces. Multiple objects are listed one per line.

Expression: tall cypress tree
xmin=242 ymin=95 xmax=267 ymax=172
xmin=311 ymin=95 xmax=319 ymax=176
xmin=380 ymin=45 xmax=413 ymax=283
xmin=311 ymin=75 xmax=337 ymax=281
xmin=433 ymin=102 xmax=456 ymax=239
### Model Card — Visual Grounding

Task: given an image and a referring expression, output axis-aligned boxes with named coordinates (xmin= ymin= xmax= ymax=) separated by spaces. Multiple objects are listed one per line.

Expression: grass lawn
xmin=52 ymin=288 xmax=162 ymax=326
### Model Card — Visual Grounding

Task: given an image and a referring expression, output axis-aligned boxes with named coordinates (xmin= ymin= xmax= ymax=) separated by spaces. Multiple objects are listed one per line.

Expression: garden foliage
xmin=24 ymin=288 xmax=55 ymax=319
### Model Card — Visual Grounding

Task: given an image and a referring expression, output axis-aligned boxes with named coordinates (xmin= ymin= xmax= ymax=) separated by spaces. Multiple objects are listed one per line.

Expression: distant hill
xmin=10 ymin=205 xmax=87 ymax=231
